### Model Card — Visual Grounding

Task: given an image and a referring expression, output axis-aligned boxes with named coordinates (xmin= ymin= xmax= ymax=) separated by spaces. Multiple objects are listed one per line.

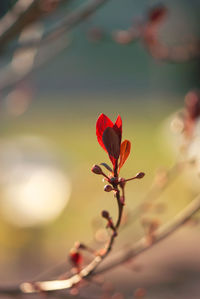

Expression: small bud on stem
xmin=91 ymin=164 xmax=110 ymax=180
xmin=101 ymin=210 xmax=117 ymax=235
xmin=101 ymin=210 xmax=110 ymax=219
xmin=122 ymin=172 xmax=145 ymax=184
xmin=91 ymin=164 xmax=103 ymax=175
xmin=69 ymin=249 xmax=83 ymax=268
xmin=104 ymin=184 xmax=113 ymax=192
xmin=135 ymin=172 xmax=145 ymax=179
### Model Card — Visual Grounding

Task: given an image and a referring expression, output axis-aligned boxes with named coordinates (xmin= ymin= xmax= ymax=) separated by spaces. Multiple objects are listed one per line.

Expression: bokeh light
xmin=0 ymin=135 xmax=71 ymax=227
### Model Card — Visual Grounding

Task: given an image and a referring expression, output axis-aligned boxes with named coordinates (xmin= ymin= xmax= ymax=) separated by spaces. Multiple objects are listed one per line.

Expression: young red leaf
xmin=113 ymin=115 xmax=122 ymax=139
xmin=96 ymin=114 xmax=114 ymax=152
xmin=119 ymin=140 xmax=131 ymax=171
xmin=102 ymin=127 xmax=120 ymax=165
xmin=69 ymin=250 xmax=83 ymax=266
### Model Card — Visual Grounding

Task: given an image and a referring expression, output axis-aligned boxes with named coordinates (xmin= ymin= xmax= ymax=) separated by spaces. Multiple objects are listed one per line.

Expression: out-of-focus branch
xmin=0 ymin=0 xmax=65 ymax=50
xmin=95 ymin=192 xmax=200 ymax=274
xmin=0 ymin=0 xmax=108 ymax=91
xmin=0 ymin=24 xmax=70 ymax=92
xmin=141 ymin=22 xmax=200 ymax=63
xmin=0 ymin=0 xmax=110 ymax=92
xmin=125 ymin=160 xmax=184 ymax=225
xmin=0 ymin=136 xmax=199 ymax=296
xmin=8 ymin=192 xmax=199 ymax=294
xmin=113 ymin=4 xmax=200 ymax=63
xmin=15 ymin=0 xmax=110 ymax=49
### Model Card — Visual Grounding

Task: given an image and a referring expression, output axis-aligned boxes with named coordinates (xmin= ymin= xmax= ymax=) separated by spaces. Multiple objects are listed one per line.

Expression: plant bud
xmin=69 ymin=250 xmax=82 ymax=266
xmin=101 ymin=210 xmax=110 ymax=219
xmin=104 ymin=184 xmax=113 ymax=192
xmin=91 ymin=164 xmax=103 ymax=175
xmin=135 ymin=172 xmax=145 ymax=179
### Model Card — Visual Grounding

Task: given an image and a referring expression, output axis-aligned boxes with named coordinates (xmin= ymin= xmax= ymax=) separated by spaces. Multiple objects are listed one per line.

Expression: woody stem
xmin=115 ymin=188 xmax=124 ymax=229
xmin=114 ymin=160 xmax=118 ymax=178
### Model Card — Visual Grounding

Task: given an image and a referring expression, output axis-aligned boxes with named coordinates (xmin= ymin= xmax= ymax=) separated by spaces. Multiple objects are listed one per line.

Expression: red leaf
xmin=119 ymin=140 xmax=131 ymax=171
xmin=102 ymin=127 xmax=121 ymax=166
xmin=69 ymin=251 xmax=83 ymax=266
xmin=96 ymin=114 xmax=113 ymax=152
xmin=113 ymin=115 xmax=122 ymax=141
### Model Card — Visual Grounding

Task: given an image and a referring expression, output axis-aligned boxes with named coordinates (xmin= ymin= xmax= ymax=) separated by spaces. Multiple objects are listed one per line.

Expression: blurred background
xmin=0 ymin=0 xmax=200 ymax=298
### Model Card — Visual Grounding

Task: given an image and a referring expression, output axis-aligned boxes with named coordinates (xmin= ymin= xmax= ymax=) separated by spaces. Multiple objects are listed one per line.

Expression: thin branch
xmin=126 ymin=160 xmax=184 ymax=223
xmin=0 ymin=162 xmax=199 ymax=295
xmin=9 ymin=0 xmax=110 ymax=51
xmin=96 ymin=192 xmax=200 ymax=275
xmin=0 ymin=27 xmax=70 ymax=92
xmin=19 ymin=177 xmax=124 ymax=294
xmin=0 ymin=0 xmax=42 ymax=49
xmin=17 ymin=192 xmax=200 ymax=294
xmin=140 ymin=19 xmax=200 ymax=63
xmin=0 ymin=0 xmax=71 ymax=50
xmin=0 ymin=0 xmax=110 ymax=93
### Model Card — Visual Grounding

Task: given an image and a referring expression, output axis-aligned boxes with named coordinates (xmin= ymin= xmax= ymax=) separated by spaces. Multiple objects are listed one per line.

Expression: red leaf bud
xmin=69 ymin=250 xmax=82 ymax=266
xmin=91 ymin=164 xmax=103 ymax=175
xmin=104 ymin=184 xmax=113 ymax=192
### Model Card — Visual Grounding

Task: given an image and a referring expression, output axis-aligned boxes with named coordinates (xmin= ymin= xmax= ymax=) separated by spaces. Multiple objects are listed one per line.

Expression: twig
xmin=0 ymin=159 xmax=199 ymax=295
xmin=126 ymin=160 xmax=184 ymax=223
xmin=8 ymin=0 xmax=110 ymax=51
xmin=141 ymin=22 xmax=200 ymax=63
xmin=0 ymin=0 xmax=43 ymax=49
xmin=19 ymin=171 xmax=124 ymax=294
xmin=0 ymin=28 xmax=70 ymax=92
xmin=0 ymin=0 xmax=72 ymax=50
xmin=96 ymin=192 xmax=200 ymax=275
xmin=0 ymin=0 xmax=110 ymax=93
xmin=16 ymin=192 xmax=200 ymax=294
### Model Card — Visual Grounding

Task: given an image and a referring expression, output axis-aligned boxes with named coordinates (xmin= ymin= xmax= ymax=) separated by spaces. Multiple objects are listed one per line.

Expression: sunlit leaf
xmin=102 ymin=127 xmax=120 ymax=161
xmin=119 ymin=140 xmax=131 ymax=171
xmin=113 ymin=115 xmax=122 ymax=140
xmin=96 ymin=114 xmax=113 ymax=152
